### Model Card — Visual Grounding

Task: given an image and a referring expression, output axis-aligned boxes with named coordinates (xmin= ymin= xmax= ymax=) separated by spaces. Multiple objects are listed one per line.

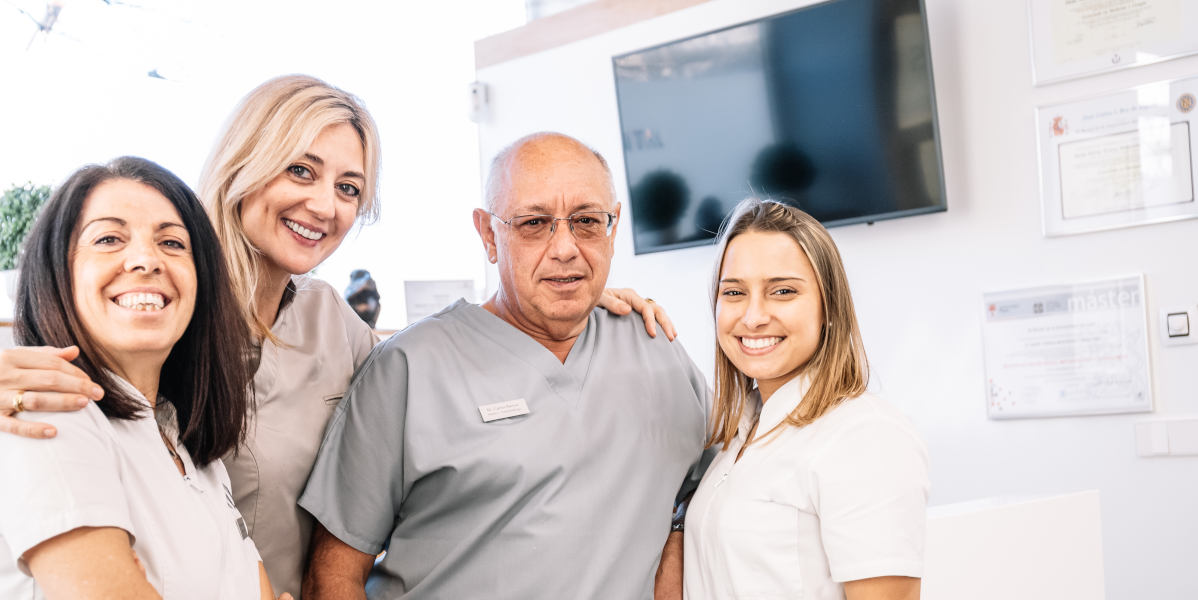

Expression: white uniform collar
xmin=104 ymin=370 xmax=177 ymax=435
xmin=738 ymin=374 xmax=811 ymax=440
xmin=103 ymin=371 xmax=152 ymax=408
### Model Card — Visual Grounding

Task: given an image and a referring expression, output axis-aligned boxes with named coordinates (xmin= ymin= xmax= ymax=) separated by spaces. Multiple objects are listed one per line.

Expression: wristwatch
xmin=670 ymin=497 xmax=690 ymax=532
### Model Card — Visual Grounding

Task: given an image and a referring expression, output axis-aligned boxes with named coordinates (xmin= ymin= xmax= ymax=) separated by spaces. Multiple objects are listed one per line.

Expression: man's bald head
xmin=484 ymin=132 xmax=616 ymax=213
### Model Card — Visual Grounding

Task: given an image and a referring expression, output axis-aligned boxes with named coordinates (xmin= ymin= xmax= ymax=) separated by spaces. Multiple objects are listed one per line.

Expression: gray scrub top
xmin=224 ymin=277 xmax=377 ymax=597
xmin=299 ymin=299 xmax=711 ymax=599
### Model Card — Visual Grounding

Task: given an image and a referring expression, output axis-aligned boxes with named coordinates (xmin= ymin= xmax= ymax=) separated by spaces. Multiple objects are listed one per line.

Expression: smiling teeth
xmin=115 ymin=292 xmax=165 ymax=311
xmin=741 ymin=336 xmax=781 ymax=349
xmin=284 ymin=219 xmax=324 ymax=241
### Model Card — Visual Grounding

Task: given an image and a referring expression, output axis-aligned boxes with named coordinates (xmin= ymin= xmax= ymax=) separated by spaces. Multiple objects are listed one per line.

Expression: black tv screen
xmin=613 ymin=0 xmax=945 ymax=254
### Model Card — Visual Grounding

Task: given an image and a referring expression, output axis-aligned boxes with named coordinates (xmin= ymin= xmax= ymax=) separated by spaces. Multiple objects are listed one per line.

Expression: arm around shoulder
xmin=302 ymin=524 xmax=374 ymax=600
xmin=0 ymin=345 xmax=103 ymax=439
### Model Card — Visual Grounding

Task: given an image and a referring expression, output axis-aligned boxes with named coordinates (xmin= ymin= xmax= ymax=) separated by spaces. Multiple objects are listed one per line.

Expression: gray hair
xmin=483 ymin=131 xmax=616 ymax=212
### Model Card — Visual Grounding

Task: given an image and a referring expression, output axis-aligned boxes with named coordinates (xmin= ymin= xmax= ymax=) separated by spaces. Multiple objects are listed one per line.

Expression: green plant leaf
xmin=0 ymin=182 xmax=52 ymax=271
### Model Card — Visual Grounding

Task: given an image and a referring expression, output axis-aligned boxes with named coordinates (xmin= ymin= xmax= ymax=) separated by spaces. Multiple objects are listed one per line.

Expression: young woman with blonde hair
xmin=0 ymin=75 xmax=670 ymax=597
xmin=683 ymin=198 xmax=928 ymax=600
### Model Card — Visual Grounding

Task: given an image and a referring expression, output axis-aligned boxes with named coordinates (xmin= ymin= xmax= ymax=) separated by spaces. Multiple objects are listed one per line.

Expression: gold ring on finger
xmin=646 ymin=298 xmax=656 ymax=304
xmin=12 ymin=390 xmax=26 ymax=413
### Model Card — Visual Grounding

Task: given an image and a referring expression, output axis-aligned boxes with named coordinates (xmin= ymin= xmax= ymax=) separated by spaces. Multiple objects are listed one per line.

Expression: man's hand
xmin=598 ymin=288 xmax=678 ymax=341
xmin=0 ymin=346 xmax=104 ymax=438
xmin=654 ymin=531 xmax=684 ymax=600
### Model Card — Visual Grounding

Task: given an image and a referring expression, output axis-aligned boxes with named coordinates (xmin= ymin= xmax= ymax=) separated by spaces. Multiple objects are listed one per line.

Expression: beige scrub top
xmin=223 ymin=276 xmax=376 ymax=598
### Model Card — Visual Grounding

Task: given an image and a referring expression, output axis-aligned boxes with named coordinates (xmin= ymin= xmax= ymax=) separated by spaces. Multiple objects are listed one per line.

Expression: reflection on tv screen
xmin=613 ymin=0 xmax=946 ymax=255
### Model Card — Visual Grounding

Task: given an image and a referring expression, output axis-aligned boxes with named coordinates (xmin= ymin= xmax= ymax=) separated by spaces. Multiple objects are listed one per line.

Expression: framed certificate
xmin=1036 ymin=77 xmax=1198 ymax=236
xmin=1028 ymin=0 xmax=1198 ymax=84
xmin=403 ymin=279 xmax=475 ymax=325
xmin=982 ymin=275 xmax=1153 ymax=420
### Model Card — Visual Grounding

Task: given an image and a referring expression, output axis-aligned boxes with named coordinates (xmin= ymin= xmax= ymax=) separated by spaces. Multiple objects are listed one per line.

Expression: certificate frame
xmin=1028 ymin=0 xmax=1198 ymax=85
xmin=403 ymin=279 xmax=475 ymax=325
xmin=981 ymin=275 xmax=1153 ymax=420
xmin=1036 ymin=77 xmax=1198 ymax=237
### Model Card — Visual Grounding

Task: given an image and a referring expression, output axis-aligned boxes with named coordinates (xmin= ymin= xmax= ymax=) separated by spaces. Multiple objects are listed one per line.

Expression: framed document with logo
xmin=981 ymin=275 xmax=1152 ymax=420
xmin=1028 ymin=0 xmax=1198 ymax=84
xmin=1036 ymin=77 xmax=1198 ymax=236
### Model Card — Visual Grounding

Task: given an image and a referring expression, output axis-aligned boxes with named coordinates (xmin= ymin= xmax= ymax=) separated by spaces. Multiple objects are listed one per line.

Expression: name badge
xmin=478 ymin=398 xmax=530 ymax=422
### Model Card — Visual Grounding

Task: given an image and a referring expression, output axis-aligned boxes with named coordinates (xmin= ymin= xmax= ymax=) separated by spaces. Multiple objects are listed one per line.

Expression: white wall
xmin=474 ymin=1 xmax=1198 ymax=598
xmin=0 ymin=0 xmax=525 ymax=329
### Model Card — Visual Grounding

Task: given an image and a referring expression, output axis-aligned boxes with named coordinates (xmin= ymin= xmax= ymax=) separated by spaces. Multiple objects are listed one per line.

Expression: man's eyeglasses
xmin=487 ymin=210 xmax=617 ymax=242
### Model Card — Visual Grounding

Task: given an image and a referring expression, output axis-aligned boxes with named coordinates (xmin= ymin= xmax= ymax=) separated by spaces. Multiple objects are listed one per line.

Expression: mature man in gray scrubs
xmin=298 ymin=132 xmax=710 ymax=599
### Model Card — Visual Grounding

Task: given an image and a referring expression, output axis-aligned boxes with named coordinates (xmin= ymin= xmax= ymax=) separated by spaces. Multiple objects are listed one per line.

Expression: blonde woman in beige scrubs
xmin=0 ymin=75 xmax=672 ymax=597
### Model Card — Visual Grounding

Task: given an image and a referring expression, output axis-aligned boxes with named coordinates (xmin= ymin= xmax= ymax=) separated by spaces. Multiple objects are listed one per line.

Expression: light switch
xmin=1136 ymin=418 xmax=1198 ymax=457
xmin=1149 ymin=422 xmax=1169 ymax=454
xmin=1161 ymin=307 xmax=1198 ymax=347
xmin=1167 ymin=312 xmax=1190 ymax=337
xmin=1136 ymin=421 xmax=1169 ymax=456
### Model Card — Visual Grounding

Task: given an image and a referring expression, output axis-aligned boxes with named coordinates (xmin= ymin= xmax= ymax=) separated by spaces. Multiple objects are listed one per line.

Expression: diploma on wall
xmin=1028 ymin=0 xmax=1198 ymax=84
xmin=1036 ymin=77 xmax=1198 ymax=236
xmin=981 ymin=275 xmax=1152 ymax=420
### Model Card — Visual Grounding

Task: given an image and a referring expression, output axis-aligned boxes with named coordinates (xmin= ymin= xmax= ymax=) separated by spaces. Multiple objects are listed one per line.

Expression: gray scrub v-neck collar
xmin=451 ymin=299 xmax=597 ymax=402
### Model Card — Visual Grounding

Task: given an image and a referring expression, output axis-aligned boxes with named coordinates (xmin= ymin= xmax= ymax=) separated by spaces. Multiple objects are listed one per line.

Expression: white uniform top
xmin=684 ymin=376 xmax=928 ymax=600
xmin=0 ymin=378 xmax=262 ymax=599
xmin=223 ymin=276 xmax=377 ymax=597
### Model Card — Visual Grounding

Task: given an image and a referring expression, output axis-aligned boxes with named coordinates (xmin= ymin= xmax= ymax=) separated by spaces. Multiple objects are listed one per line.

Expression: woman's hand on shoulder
xmin=0 ymin=345 xmax=104 ymax=439
xmin=598 ymin=288 xmax=678 ymax=341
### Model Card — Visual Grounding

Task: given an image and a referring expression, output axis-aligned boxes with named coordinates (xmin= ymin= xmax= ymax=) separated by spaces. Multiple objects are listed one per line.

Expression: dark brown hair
xmin=14 ymin=157 xmax=252 ymax=466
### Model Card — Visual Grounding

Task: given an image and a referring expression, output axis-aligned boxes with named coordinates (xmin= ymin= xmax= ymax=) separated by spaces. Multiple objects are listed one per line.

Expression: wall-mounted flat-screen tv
xmin=613 ymin=0 xmax=945 ymax=254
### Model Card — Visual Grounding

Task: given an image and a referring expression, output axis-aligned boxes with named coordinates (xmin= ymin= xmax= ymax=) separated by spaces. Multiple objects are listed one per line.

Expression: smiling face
xmin=716 ymin=230 xmax=825 ymax=402
xmin=238 ymin=122 xmax=365 ymax=280
xmin=71 ymin=178 xmax=196 ymax=372
xmin=478 ymin=136 xmax=621 ymax=339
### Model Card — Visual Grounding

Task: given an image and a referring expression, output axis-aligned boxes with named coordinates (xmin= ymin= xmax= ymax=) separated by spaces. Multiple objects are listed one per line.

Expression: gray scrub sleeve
xmin=668 ymin=339 xmax=716 ymax=506
xmin=298 ymin=338 xmax=409 ymax=555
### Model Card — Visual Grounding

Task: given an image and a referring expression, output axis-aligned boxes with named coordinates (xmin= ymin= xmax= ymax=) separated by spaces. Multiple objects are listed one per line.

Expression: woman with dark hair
xmin=0 ymin=75 xmax=670 ymax=597
xmin=0 ymin=157 xmax=280 ymax=599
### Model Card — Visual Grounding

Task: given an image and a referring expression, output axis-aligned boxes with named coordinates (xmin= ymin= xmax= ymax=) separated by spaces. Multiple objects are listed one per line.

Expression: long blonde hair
xmin=198 ymin=74 xmax=382 ymax=341
xmin=707 ymin=198 xmax=869 ymax=450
